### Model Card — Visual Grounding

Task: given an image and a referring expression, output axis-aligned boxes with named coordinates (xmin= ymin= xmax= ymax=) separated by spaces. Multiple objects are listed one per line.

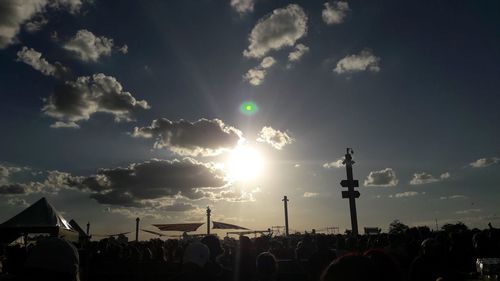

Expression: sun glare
xmin=226 ymin=145 xmax=265 ymax=182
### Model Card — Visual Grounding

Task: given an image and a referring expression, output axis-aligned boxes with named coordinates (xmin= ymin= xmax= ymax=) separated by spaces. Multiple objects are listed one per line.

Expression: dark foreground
xmin=1 ymin=223 xmax=499 ymax=281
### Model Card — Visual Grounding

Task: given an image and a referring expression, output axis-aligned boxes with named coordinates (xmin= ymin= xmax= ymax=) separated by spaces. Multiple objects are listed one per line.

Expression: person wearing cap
xmin=173 ymin=242 xmax=212 ymax=281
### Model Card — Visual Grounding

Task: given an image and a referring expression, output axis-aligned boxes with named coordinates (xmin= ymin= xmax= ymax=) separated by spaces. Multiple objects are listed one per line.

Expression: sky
xmin=0 ymin=0 xmax=499 ymax=240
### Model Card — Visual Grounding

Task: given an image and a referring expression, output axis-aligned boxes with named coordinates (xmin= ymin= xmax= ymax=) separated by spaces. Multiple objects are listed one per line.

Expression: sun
xmin=225 ymin=145 xmax=265 ymax=182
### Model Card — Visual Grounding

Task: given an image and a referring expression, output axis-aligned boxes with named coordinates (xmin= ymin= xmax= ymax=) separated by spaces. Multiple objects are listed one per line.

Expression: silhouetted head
xmin=201 ymin=235 xmax=223 ymax=260
xmin=24 ymin=237 xmax=80 ymax=281
xmin=316 ymin=234 xmax=329 ymax=250
xmin=364 ymin=249 xmax=402 ymax=281
xmin=321 ymin=254 xmax=377 ymax=281
xmin=421 ymin=238 xmax=439 ymax=257
xmin=256 ymin=252 xmax=277 ymax=279
xmin=239 ymin=235 xmax=253 ymax=251
xmin=183 ymin=242 xmax=209 ymax=268
xmin=472 ymin=231 xmax=490 ymax=256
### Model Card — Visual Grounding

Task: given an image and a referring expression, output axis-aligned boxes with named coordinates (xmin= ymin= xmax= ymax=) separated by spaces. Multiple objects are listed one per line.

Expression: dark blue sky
xmin=0 ymin=0 xmax=499 ymax=237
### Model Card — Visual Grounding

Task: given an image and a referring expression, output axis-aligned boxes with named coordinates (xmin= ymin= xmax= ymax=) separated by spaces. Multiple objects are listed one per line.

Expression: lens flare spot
xmin=240 ymin=101 xmax=258 ymax=116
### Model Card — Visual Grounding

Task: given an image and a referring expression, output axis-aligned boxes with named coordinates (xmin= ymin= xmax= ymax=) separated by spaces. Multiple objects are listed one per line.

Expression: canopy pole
xmin=135 ymin=217 xmax=140 ymax=242
xmin=206 ymin=206 xmax=211 ymax=235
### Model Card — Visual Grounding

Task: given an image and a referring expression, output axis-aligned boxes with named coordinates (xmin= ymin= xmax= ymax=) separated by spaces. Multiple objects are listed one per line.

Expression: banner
xmin=153 ymin=223 xmax=204 ymax=232
xmin=212 ymin=221 xmax=249 ymax=230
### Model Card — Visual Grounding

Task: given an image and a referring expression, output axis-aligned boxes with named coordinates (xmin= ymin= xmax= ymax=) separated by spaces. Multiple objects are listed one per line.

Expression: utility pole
xmin=135 ymin=217 xmax=140 ymax=242
xmin=340 ymin=148 xmax=360 ymax=236
xmin=282 ymin=196 xmax=289 ymax=236
xmin=86 ymin=222 xmax=90 ymax=236
xmin=435 ymin=218 xmax=439 ymax=231
xmin=206 ymin=206 xmax=211 ymax=235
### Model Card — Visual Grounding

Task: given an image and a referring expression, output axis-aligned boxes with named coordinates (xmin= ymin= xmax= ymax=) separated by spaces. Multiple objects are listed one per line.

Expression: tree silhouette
xmin=389 ymin=219 xmax=409 ymax=235
xmin=441 ymin=221 xmax=468 ymax=233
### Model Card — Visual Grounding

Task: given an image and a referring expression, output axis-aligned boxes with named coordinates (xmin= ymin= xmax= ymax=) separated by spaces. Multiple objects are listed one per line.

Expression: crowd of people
xmin=0 ymin=222 xmax=499 ymax=281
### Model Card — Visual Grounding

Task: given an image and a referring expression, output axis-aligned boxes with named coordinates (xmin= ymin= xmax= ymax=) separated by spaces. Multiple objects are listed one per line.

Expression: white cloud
xmin=49 ymin=0 xmax=85 ymax=15
xmin=323 ymin=158 xmax=344 ymax=169
xmin=440 ymin=172 xmax=451 ymax=179
xmin=303 ymin=192 xmax=319 ymax=198
xmin=0 ymin=164 xmax=25 ymax=185
xmin=455 ymin=209 xmax=482 ymax=215
xmin=7 ymin=198 xmax=29 ymax=207
xmin=260 ymin=56 xmax=276 ymax=68
xmin=0 ymin=168 xmax=75 ymax=196
xmin=118 ymin=44 xmax=128 ymax=54
xmin=243 ymin=68 xmax=266 ymax=86
xmin=43 ymin=73 xmax=150 ymax=127
xmin=364 ymin=168 xmax=398 ymax=187
xmin=322 ymin=1 xmax=350 ymax=25
xmin=0 ymin=0 xmax=88 ymax=49
xmin=230 ymin=0 xmax=254 ymax=14
xmin=243 ymin=4 xmax=307 ymax=58
xmin=469 ymin=157 xmax=500 ymax=168
xmin=394 ymin=191 xmax=420 ymax=198
xmin=334 ymin=48 xmax=380 ymax=74
xmin=24 ymin=16 xmax=48 ymax=33
xmin=440 ymin=195 xmax=467 ymax=200
xmin=50 ymin=121 xmax=79 ymax=129
xmin=16 ymin=46 xmax=68 ymax=78
xmin=257 ymin=126 xmax=294 ymax=150
xmin=410 ymin=171 xmax=450 ymax=185
xmin=0 ymin=0 xmax=48 ymax=48
xmin=243 ymin=56 xmax=276 ymax=86
xmin=63 ymin=29 xmax=116 ymax=62
xmin=288 ymin=43 xmax=309 ymax=62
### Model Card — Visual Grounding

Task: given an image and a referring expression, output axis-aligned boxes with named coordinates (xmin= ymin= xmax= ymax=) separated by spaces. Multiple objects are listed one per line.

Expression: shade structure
xmin=69 ymin=219 xmax=89 ymax=239
xmin=141 ymin=229 xmax=166 ymax=237
xmin=0 ymin=197 xmax=76 ymax=243
xmin=153 ymin=223 xmax=204 ymax=232
xmin=212 ymin=221 xmax=249 ymax=230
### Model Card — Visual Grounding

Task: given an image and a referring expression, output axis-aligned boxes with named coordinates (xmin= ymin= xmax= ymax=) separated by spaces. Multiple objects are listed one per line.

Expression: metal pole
xmin=345 ymin=149 xmax=359 ymax=236
xmin=135 ymin=217 xmax=140 ymax=242
xmin=206 ymin=206 xmax=211 ymax=235
xmin=86 ymin=222 xmax=90 ymax=236
xmin=283 ymin=196 xmax=289 ymax=236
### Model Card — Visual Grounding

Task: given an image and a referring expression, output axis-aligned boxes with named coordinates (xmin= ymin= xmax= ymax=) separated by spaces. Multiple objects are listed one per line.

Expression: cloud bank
xmin=0 ymin=0 xmax=87 ymax=49
xmin=132 ymin=118 xmax=243 ymax=156
xmin=63 ymin=29 xmax=126 ymax=62
xmin=43 ymin=73 xmax=150 ymax=128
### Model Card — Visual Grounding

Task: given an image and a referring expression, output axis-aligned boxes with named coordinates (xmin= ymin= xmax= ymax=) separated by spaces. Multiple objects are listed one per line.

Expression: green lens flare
xmin=240 ymin=101 xmax=258 ymax=116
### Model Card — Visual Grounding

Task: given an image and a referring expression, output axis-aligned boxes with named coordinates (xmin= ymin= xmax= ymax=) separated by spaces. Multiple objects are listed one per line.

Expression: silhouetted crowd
xmin=1 ymin=223 xmax=499 ymax=281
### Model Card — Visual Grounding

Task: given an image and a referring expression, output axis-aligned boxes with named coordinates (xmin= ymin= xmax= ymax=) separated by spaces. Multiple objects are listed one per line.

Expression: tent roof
xmin=69 ymin=219 xmax=88 ymax=238
xmin=0 ymin=197 xmax=72 ymax=230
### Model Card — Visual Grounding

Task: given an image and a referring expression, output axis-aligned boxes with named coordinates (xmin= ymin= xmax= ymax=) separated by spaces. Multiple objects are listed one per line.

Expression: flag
xmin=153 ymin=223 xmax=204 ymax=232
xmin=212 ymin=221 xmax=249 ymax=230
